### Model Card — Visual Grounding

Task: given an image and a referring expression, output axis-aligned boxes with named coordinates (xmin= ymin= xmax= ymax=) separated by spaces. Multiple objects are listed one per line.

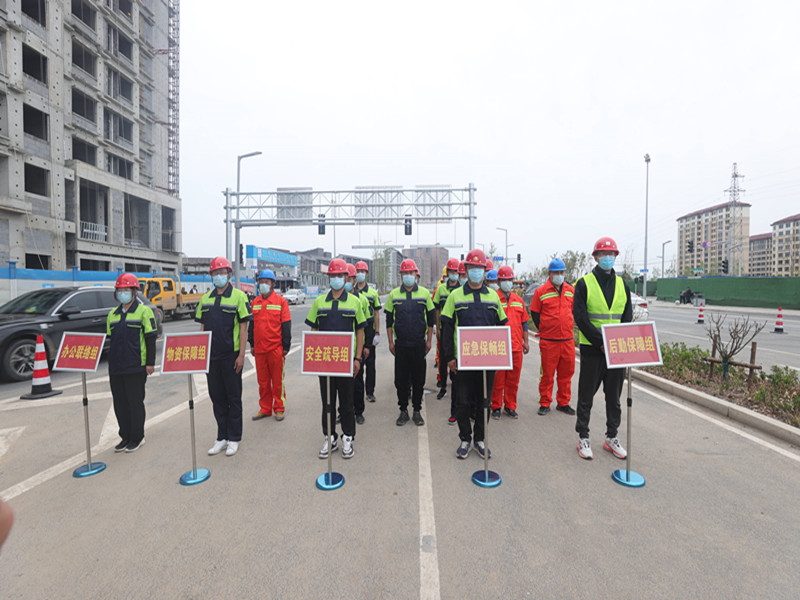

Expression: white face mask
xmin=551 ymin=274 xmax=565 ymax=286
xmin=500 ymin=281 xmax=513 ymax=293
xmin=258 ymin=283 xmax=271 ymax=296
xmin=488 ymin=282 xmax=499 ymax=291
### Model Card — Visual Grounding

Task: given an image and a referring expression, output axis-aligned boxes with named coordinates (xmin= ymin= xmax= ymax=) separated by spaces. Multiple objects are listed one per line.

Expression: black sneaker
xmin=556 ymin=404 xmax=576 ymax=415
xmin=335 ymin=415 xmax=341 ymax=424
xmin=356 ymin=414 xmax=365 ymax=425
xmin=504 ymin=408 xmax=519 ymax=419
xmin=396 ymin=410 xmax=410 ymax=426
xmin=412 ymin=410 xmax=425 ymax=426
xmin=115 ymin=439 xmax=129 ymax=453
xmin=491 ymin=408 xmax=501 ymax=420
xmin=537 ymin=406 xmax=550 ymax=416
xmin=436 ymin=388 xmax=446 ymax=400
xmin=125 ymin=438 xmax=145 ymax=453
xmin=367 ymin=394 xmax=376 ymax=403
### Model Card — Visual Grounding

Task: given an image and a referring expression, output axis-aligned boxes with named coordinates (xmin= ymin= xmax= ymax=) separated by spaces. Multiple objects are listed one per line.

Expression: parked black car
xmin=0 ymin=287 xmax=163 ymax=382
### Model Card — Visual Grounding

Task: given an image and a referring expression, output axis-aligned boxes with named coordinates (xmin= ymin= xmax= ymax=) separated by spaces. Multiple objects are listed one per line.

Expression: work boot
xmin=396 ymin=410 xmax=410 ymax=426
xmin=412 ymin=410 xmax=425 ymax=426
xmin=275 ymin=411 xmax=285 ymax=421
xmin=491 ymin=408 xmax=501 ymax=420
xmin=537 ymin=406 xmax=550 ymax=416
xmin=252 ymin=411 xmax=270 ymax=421
xmin=504 ymin=408 xmax=519 ymax=419
xmin=556 ymin=404 xmax=576 ymax=415
xmin=356 ymin=414 xmax=365 ymax=425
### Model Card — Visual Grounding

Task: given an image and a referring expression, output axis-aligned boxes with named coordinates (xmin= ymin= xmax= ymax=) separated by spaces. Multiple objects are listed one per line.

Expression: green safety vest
xmin=577 ymin=272 xmax=627 ymax=345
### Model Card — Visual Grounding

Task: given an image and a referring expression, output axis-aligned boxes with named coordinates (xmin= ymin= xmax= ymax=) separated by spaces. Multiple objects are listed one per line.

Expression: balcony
xmin=80 ymin=221 xmax=107 ymax=242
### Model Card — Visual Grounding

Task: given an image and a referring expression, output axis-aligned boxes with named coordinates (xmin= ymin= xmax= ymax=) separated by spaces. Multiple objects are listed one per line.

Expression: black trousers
xmin=364 ymin=343 xmax=376 ymax=396
xmin=319 ymin=376 xmax=355 ymax=440
xmin=109 ymin=371 xmax=147 ymax=444
xmin=454 ymin=370 xmax=494 ymax=442
xmin=575 ymin=350 xmax=624 ymax=439
xmin=207 ymin=355 xmax=243 ymax=442
xmin=394 ymin=344 xmax=426 ymax=411
xmin=353 ymin=359 xmax=366 ymax=417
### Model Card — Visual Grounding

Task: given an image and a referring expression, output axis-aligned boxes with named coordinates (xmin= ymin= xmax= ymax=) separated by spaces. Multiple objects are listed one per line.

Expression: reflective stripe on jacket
xmin=576 ymin=272 xmax=626 ymax=345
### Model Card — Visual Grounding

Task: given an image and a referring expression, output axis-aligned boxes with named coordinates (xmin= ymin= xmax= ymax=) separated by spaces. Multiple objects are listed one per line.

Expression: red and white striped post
xmin=697 ymin=304 xmax=705 ymax=325
xmin=774 ymin=307 xmax=784 ymax=334
xmin=20 ymin=335 xmax=62 ymax=400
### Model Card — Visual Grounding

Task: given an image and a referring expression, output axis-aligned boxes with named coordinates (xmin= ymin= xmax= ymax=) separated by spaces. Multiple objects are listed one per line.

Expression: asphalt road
xmin=1 ymin=301 xmax=800 ymax=599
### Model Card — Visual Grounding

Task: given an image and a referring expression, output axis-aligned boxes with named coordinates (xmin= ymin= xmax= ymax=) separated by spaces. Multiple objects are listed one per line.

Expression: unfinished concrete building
xmin=0 ymin=0 xmax=180 ymax=272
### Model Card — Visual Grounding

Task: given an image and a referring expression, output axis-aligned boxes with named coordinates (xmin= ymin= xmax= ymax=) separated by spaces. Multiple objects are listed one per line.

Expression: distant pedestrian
xmin=355 ymin=261 xmax=381 ymax=404
xmin=347 ymin=263 xmax=372 ymax=424
xmin=433 ymin=258 xmax=461 ymax=407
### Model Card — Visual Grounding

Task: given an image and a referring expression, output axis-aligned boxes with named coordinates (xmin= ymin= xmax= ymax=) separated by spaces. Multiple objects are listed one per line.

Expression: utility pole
xmin=724 ymin=162 xmax=745 ymax=277
xmin=643 ymin=154 xmax=651 ymax=298
xmin=496 ymin=227 xmax=508 ymax=266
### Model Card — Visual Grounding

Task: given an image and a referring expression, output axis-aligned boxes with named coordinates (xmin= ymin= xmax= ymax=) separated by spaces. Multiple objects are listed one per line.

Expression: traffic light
xmin=404 ymin=216 xmax=412 ymax=236
xmin=517 ymin=253 xmax=521 ymax=263
xmin=721 ymin=259 xmax=729 ymax=274
xmin=460 ymin=253 xmax=465 ymax=261
xmin=318 ymin=213 xmax=325 ymax=235
xmin=239 ymin=243 xmax=244 ymax=267
xmin=687 ymin=240 xmax=694 ymax=253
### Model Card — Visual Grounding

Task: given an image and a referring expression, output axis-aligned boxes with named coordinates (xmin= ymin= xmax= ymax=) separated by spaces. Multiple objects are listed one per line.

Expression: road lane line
xmin=0 ymin=392 xmax=113 ymax=412
xmin=633 ymin=383 xmax=800 ymax=464
xmin=97 ymin=403 xmax=118 ymax=447
xmin=0 ymin=427 xmax=26 ymax=460
xmin=418 ymin=402 xmax=441 ymax=600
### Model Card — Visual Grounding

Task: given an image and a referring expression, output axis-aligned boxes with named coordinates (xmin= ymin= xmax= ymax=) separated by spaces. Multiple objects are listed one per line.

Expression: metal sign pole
xmin=180 ymin=374 xmax=210 ymax=485
xmin=612 ymin=368 xmax=645 ymax=487
xmin=472 ymin=370 xmax=501 ymax=488
xmin=317 ymin=376 xmax=344 ymax=490
xmin=73 ymin=372 xmax=106 ymax=477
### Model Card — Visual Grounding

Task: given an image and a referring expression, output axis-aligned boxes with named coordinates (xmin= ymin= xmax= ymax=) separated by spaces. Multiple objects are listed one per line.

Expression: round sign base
xmin=316 ymin=472 xmax=345 ymax=490
xmin=73 ymin=462 xmax=106 ymax=478
xmin=612 ymin=469 xmax=645 ymax=488
xmin=180 ymin=468 xmax=211 ymax=486
xmin=472 ymin=470 xmax=502 ymax=488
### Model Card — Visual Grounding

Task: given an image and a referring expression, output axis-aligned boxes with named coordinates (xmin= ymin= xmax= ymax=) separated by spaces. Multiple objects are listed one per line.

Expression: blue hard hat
xmin=548 ymin=258 xmax=566 ymax=272
xmin=486 ymin=269 xmax=498 ymax=281
xmin=258 ymin=269 xmax=276 ymax=281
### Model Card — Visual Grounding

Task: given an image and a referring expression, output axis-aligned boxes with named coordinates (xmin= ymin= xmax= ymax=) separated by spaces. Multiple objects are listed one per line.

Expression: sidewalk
xmin=648 ymin=297 xmax=800 ymax=318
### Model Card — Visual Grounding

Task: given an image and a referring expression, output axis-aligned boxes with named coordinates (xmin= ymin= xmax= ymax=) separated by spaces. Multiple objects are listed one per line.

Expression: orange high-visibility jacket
xmin=530 ymin=280 xmax=574 ymax=340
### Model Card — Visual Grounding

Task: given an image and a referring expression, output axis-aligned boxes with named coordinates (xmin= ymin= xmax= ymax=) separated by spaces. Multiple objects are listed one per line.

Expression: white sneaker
xmin=208 ymin=439 xmax=227 ymax=455
xmin=342 ymin=435 xmax=354 ymax=459
xmin=603 ymin=437 xmax=627 ymax=459
xmin=577 ymin=438 xmax=593 ymax=460
xmin=318 ymin=437 xmax=338 ymax=459
xmin=225 ymin=441 xmax=239 ymax=456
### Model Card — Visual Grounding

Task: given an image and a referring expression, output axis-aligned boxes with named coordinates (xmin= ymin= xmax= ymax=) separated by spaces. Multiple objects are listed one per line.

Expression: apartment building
xmin=748 ymin=233 xmax=772 ymax=277
xmin=771 ymin=213 xmax=800 ymax=277
xmin=677 ymin=201 xmax=750 ymax=276
xmin=403 ymin=245 xmax=449 ymax=290
xmin=0 ymin=0 xmax=180 ymax=272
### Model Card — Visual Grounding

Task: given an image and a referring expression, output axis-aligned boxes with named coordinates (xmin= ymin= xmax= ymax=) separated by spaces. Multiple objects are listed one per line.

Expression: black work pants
xmin=207 ymin=355 xmax=243 ymax=442
xmin=353 ymin=358 xmax=366 ymax=417
xmin=575 ymin=349 xmax=623 ymax=439
xmin=109 ymin=371 xmax=147 ymax=444
xmin=364 ymin=343 xmax=376 ymax=396
xmin=319 ymin=376 xmax=355 ymax=440
xmin=454 ymin=370 xmax=494 ymax=443
xmin=394 ymin=344 xmax=426 ymax=411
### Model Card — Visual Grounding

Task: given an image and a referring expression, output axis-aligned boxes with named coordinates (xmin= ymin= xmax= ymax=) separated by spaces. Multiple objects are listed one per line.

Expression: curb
xmin=632 ymin=369 xmax=800 ymax=448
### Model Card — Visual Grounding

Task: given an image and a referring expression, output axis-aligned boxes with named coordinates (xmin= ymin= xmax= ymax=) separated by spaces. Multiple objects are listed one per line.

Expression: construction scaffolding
xmin=156 ymin=0 xmax=180 ymax=197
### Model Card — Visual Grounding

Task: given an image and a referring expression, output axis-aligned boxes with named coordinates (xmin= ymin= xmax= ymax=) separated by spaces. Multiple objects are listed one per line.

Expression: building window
xmin=103 ymin=108 xmax=133 ymax=144
xmin=71 ymin=0 xmax=96 ymax=29
xmin=22 ymin=44 xmax=47 ymax=83
xmin=107 ymin=0 xmax=133 ymax=20
xmin=23 ymin=104 xmax=48 ymax=140
xmin=72 ymin=138 xmax=97 ymax=165
xmin=25 ymin=253 xmax=50 ymax=269
xmin=106 ymin=67 xmax=133 ymax=103
xmin=106 ymin=24 xmax=134 ymax=61
xmin=24 ymin=163 xmax=49 ymax=196
xmin=72 ymin=41 xmax=96 ymax=76
xmin=71 ymin=88 xmax=96 ymax=122
xmin=106 ymin=152 xmax=133 ymax=180
xmin=21 ymin=0 xmax=46 ymax=26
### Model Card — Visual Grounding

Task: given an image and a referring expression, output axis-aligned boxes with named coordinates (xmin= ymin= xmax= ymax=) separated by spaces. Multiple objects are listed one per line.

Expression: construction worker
xmin=248 ymin=269 xmax=291 ymax=422
xmin=355 ymin=260 xmax=381 ymax=405
xmin=490 ymin=266 xmax=530 ymax=419
xmin=530 ymin=258 xmax=576 ymax=416
xmin=106 ymin=273 xmax=157 ymax=453
xmin=433 ymin=258 xmax=461 ymax=405
xmin=306 ymin=258 xmax=366 ymax=459
xmin=573 ymin=237 xmax=632 ymax=460
xmin=385 ymin=258 xmax=435 ymax=427
xmin=195 ymin=257 xmax=253 ymax=457
xmin=441 ymin=249 xmax=508 ymax=459
xmin=346 ymin=263 xmax=372 ymax=424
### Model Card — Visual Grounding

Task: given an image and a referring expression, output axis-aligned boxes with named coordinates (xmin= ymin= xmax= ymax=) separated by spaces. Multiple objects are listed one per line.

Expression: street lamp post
xmin=661 ymin=240 xmax=672 ymax=281
xmin=234 ymin=151 xmax=262 ymax=287
xmin=496 ymin=227 xmax=508 ymax=265
xmin=643 ymin=154 xmax=651 ymax=299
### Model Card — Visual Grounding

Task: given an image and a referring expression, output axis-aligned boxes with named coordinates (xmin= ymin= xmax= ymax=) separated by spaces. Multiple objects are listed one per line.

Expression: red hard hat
xmin=327 ymin=258 xmax=348 ymax=275
xmin=446 ymin=258 xmax=460 ymax=271
xmin=464 ymin=249 xmax=486 ymax=268
xmin=400 ymin=258 xmax=418 ymax=273
xmin=355 ymin=260 xmax=369 ymax=271
xmin=115 ymin=272 xmax=140 ymax=290
xmin=209 ymin=256 xmax=233 ymax=273
xmin=485 ymin=259 xmax=494 ymax=271
xmin=346 ymin=263 xmax=357 ymax=277
xmin=593 ymin=236 xmax=619 ymax=256
xmin=458 ymin=261 xmax=466 ymax=275
xmin=497 ymin=265 xmax=514 ymax=280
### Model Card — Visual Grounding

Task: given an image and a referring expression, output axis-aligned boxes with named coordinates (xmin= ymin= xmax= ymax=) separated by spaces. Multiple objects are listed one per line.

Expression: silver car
xmin=283 ymin=289 xmax=306 ymax=305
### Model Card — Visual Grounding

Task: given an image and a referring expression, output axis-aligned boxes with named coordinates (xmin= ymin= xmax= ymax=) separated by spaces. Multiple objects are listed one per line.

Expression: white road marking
xmin=0 ymin=392 xmax=113 ymax=412
xmin=418 ymin=402 xmax=441 ymax=600
xmin=97 ymin=403 xmax=118 ymax=447
xmin=0 ymin=427 xmax=26 ymax=460
xmin=778 ymin=364 xmax=799 ymax=372
xmin=633 ymin=383 xmax=800 ymax=464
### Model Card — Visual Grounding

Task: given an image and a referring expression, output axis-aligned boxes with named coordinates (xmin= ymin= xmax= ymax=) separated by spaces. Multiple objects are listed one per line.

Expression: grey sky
xmin=180 ymin=0 xmax=800 ymax=275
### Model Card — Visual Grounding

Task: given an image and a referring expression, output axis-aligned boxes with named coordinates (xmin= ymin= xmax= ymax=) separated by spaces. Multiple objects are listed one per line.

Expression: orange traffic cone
xmin=697 ymin=304 xmax=705 ymax=324
xmin=774 ymin=307 xmax=784 ymax=334
xmin=20 ymin=335 xmax=63 ymax=400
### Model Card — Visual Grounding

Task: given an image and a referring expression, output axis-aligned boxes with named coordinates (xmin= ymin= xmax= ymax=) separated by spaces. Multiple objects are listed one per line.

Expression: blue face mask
xmin=500 ymin=281 xmax=513 ymax=293
xmin=468 ymin=268 xmax=484 ymax=284
xmin=345 ymin=282 xmax=353 ymax=292
xmin=356 ymin=273 xmax=366 ymax=283
xmin=551 ymin=274 xmax=565 ymax=286
xmin=448 ymin=273 xmax=458 ymax=282
xmin=459 ymin=277 xmax=467 ymax=285
xmin=402 ymin=275 xmax=416 ymax=288
xmin=212 ymin=274 xmax=228 ymax=289
xmin=116 ymin=291 xmax=132 ymax=305
xmin=598 ymin=256 xmax=615 ymax=271
xmin=330 ymin=277 xmax=345 ymax=291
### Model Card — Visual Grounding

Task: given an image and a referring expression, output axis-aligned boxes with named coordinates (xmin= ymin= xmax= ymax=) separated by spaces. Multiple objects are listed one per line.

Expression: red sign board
xmin=601 ymin=322 xmax=663 ymax=369
xmin=301 ymin=331 xmax=355 ymax=377
xmin=54 ymin=332 xmax=106 ymax=372
xmin=161 ymin=332 xmax=212 ymax=374
xmin=456 ymin=326 xmax=513 ymax=371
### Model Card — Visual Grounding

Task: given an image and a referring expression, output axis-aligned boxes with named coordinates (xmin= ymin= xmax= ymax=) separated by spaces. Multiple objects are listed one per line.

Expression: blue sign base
xmin=472 ymin=470 xmax=502 ymax=488
xmin=612 ymin=469 xmax=645 ymax=488
xmin=316 ymin=472 xmax=345 ymax=491
xmin=180 ymin=468 xmax=211 ymax=486
xmin=73 ymin=462 xmax=106 ymax=478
